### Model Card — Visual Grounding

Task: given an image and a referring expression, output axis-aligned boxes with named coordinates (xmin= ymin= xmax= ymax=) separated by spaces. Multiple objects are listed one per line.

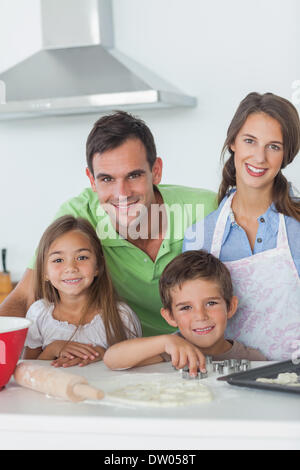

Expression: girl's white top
xmin=25 ymin=299 xmax=142 ymax=350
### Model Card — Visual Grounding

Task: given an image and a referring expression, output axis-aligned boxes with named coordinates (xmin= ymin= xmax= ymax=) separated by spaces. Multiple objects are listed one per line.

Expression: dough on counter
xmin=256 ymin=372 xmax=300 ymax=386
xmin=106 ymin=378 xmax=213 ymax=407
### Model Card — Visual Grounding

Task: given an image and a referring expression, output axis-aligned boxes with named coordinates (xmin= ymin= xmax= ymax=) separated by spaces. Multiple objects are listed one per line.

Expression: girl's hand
xmin=164 ymin=335 xmax=206 ymax=377
xmin=51 ymin=356 xmax=83 ymax=368
xmin=57 ymin=341 xmax=100 ymax=360
xmin=37 ymin=340 xmax=67 ymax=360
xmin=51 ymin=344 xmax=106 ymax=368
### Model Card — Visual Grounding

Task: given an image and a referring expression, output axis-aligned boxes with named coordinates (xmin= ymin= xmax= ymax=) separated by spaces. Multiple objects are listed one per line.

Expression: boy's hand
xmin=164 ymin=335 xmax=206 ymax=377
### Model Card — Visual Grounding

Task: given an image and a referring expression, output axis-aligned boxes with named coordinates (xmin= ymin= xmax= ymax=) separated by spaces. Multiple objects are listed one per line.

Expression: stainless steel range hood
xmin=0 ymin=0 xmax=196 ymax=120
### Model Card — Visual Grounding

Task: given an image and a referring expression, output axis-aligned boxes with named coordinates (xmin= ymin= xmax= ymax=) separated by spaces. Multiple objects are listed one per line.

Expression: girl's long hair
xmin=34 ymin=215 xmax=134 ymax=346
xmin=218 ymin=92 xmax=300 ymax=221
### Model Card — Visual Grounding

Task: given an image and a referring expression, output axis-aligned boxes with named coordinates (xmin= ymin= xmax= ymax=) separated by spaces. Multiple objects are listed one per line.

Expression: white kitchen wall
xmin=0 ymin=0 xmax=42 ymax=71
xmin=0 ymin=0 xmax=299 ymax=281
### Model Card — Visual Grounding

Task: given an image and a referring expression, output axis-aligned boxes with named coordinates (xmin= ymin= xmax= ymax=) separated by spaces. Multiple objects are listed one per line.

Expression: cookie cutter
xmin=178 ymin=365 xmax=208 ymax=380
xmin=213 ymin=362 xmax=224 ymax=375
xmin=175 ymin=358 xmax=251 ymax=378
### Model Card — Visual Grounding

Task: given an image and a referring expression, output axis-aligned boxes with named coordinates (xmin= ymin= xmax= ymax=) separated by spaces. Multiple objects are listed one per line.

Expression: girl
xmin=23 ymin=215 xmax=141 ymax=367
xmin=183 ymin=92 xmax=300 ymax=361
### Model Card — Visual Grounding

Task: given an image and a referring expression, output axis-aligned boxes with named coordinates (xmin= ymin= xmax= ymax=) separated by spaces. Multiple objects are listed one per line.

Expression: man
xmin=0 ymin=111 xmax=217 ymax=336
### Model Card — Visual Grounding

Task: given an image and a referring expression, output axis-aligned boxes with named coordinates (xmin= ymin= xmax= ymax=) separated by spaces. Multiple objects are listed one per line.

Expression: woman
xmin=183 ymin=92 xmax=300 ymax=360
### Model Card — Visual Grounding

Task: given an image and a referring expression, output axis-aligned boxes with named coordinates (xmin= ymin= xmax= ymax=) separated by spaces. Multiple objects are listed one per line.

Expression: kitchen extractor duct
xmin=0 ymin=0 xmax=196 ymax=120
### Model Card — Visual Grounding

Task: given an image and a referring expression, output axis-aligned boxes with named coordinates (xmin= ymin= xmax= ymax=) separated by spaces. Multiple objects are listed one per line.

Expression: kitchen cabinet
xmin=0 ymin=360 xmax=299 ymax=450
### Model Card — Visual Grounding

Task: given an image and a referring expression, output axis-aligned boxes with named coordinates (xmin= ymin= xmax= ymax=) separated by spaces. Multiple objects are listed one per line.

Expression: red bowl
xmin=0 ymin=317 xmax=32 ymax=390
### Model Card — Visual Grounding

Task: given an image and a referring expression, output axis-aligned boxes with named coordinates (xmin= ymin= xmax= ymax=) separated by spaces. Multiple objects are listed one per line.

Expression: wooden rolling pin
xmin=14 ymin=362 xmax=104 ymax=403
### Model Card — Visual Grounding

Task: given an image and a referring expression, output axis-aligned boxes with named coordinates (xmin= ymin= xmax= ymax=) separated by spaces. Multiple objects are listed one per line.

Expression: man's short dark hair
xmin=159 ymin=250 xmax=233 ymax=312
xmin=86 ymin=111 xmax=157 ymax=174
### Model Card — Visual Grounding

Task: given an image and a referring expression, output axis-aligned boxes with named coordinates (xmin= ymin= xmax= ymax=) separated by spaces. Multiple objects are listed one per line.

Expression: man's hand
xmin=0 ymin=269 xmax=35 ymax=317
xmin=164 ymin=335 xmax=206 ymax=377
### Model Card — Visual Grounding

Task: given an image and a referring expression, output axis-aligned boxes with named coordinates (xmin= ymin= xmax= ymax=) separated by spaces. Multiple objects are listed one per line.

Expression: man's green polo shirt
xmin=29 ymin=185 xmax=217 ymax=336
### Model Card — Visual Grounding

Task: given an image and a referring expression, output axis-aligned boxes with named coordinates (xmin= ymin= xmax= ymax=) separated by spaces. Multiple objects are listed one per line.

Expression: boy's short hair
xmin=159 ymin=250 xmax=233 ymax=311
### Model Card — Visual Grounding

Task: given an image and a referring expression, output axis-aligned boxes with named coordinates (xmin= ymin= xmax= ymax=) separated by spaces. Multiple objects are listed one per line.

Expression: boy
xmin=103 ymin=251 xmax=266 ymax=376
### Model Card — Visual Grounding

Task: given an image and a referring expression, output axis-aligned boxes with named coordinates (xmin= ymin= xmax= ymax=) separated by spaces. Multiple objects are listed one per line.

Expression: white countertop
xmin=0 ymin=360 xmax=299 ymax=450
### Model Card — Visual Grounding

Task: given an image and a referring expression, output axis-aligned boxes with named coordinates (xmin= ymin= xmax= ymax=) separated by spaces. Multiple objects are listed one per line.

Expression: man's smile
xmin=111 ymin=199 xmax=140 ymax=210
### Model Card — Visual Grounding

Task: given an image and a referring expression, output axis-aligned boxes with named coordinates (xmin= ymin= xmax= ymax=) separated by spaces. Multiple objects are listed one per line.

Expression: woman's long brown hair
xmin=218 ymin=92 xmax=300 ymax=221
xmin=34 ymin=216 xmax=135 ymax=346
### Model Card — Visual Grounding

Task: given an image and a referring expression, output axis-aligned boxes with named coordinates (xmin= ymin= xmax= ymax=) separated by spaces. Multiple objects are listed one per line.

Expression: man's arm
xmin=0 ymin=269 xmax=35 ymax=317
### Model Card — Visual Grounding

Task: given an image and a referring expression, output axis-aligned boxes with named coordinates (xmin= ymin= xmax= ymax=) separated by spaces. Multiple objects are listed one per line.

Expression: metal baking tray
xmin=217 ymin=360 xmax=300 ymax=395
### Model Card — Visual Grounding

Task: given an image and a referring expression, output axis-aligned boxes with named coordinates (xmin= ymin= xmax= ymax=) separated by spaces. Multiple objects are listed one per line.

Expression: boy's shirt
xmin=210 ymin=339 xmax=266 ymax=361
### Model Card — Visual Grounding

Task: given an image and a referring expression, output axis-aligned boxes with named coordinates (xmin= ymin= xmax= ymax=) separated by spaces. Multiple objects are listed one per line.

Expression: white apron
xmin=211 ymin=192 xmax=300 ymax=360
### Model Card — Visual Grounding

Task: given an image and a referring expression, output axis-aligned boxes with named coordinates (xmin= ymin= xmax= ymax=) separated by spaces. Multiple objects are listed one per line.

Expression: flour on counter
xmin=105 ymin=378 xmax=213 ymax=407
xmin=256 ymin=372 xmax=300 ymax=386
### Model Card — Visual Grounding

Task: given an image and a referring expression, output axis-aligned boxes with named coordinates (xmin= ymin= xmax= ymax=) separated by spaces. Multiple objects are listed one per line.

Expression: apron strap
xmin=276 ymin=213 xmax=289 ymax=249
xmin=211 ymin=192 xmax=234 ymax=258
